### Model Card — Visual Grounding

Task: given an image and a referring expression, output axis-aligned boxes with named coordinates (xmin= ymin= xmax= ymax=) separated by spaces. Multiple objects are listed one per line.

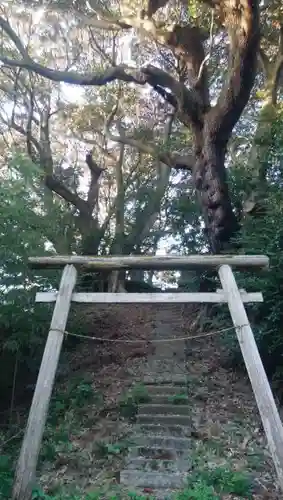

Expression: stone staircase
xmin=120 ymin=306 xmax=192 ymax=498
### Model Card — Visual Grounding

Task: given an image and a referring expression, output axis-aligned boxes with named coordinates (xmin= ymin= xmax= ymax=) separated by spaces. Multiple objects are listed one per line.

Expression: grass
xmin=0 ymin=454 xmax=13 ymax=499
xmin=94 ymin=440 xmax=132 ymax=459
xmin=0 ymin=380 xmax=154 ymax=499
xmin=167 ymin=393 xmax=188 ymax=405
xmin=31 ymin=491 xmax=155 ymax=500
xmin=0 ymin=376 xmax=103 ymax=499
xmin=118 ymin=384 xmax=151 ymax=420
xmin=30 ymin=465 xmax=253 ymax=499
xmin=183 ymin=466 xmax=253 ymax=499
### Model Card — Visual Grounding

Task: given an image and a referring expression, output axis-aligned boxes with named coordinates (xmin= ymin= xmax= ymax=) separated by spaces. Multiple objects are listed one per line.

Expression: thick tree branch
xmin=44 ymin=175 xmax=92 ymax=217
xmin=1 ymin=56 xmax=201 ymax=124
xmin=0 ymin=54 xmax=146 ymax=86
xmin=85 ymin=151 xmax=105 ymax=211
xmin=0 ymin=15 xmax=201 ymax=125
xmin=0 ymin=16 xmax=28 ymax=58
xmin=206 ymin=0 xmax=260 ymax=145
xmin=144 ymin=65 xmax=203 ymax=124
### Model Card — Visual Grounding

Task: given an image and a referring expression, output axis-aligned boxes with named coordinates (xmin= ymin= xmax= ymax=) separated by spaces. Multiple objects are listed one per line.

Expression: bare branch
xmin=0 ymin=16 xmax=28 ymax=58
xmin=85 ymin=151 xmax=105 ymax=211
xmin=197 ymin=9 xmax=214 ymax=83
xmin=105 ymin=103 xmax=195 ymax=170
xmin=258 ymin=48 xmax=270 ymax=76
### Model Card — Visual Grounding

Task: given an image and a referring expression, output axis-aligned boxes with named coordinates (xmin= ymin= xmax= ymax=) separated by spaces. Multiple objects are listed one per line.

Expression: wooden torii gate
xmin=12 ymin=254 xmax=283 ymax=499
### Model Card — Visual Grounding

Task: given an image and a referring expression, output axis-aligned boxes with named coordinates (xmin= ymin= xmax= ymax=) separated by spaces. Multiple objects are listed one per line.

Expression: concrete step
xmin=128 ymin=446 xmax=187 ymax=460
xmin=149 ymin=394 xmax=189 ymax=405
xmin=137 ymin=414 xmax=192 ymax=426
xmin=145 ymin=384 xmax=188 ymax=395
xmin=131 ymin=488 xmax=175 ymax=500
xmin=132 ymin=434 xmax=191 ymax=450
xmin=125 ymin=457 xmax=189 ymax=473
xmin=144 ymin=362 xmax=186 ymax=373
xmin=138 ymin=423 xmax=192 ymax=437
xmin=139 ymin=404 xmax=189 ymax=416
xmin=143 ymin=375 xmax=187 ymax=385
xmin=120 ymin=469 xmax=187 ymax=489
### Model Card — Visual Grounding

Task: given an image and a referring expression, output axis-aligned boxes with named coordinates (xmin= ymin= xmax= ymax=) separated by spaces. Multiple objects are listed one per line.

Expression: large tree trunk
xmin=195 ymin=136 xmax=239 ymax=252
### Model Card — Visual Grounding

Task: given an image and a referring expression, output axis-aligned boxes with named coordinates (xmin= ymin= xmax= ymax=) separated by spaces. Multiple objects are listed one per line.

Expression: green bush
xmin=199 ymin=467 xmax=252 ymax=496
xmin=0 ymin=454 xmax=13 ymax=499
xmin=220 ymin=108 xmax=283 ymax=391
xmin=175 ymin=481 xmax=219 ymax=500
xmin=168 ymin=393 xmax=188 ymax=405
xmin=119 ymin=384 xmax=151 ymax=420
xmin=176 ymin=466 xmax=252 ymax=499
xmin=221 ymin=187 xmax=283 ymax=391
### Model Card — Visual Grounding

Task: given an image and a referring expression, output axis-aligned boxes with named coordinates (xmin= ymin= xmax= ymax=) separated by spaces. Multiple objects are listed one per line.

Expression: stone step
xmin=125 ymin=457 xmax=189 ymax=473
xmin=149 ymin=394 xmax=189 ymax=405
xmin=143 ymin=375 xmax=187 ymax=385
xmin=139 ymin=404 xmax=189 ymax=416
xmin=120 ymin=469 xmax=187 ymax=489
xmin=137 ymin=414 xmax=192 ymax=426
xmin=132 ymin=434 xmax=191 ymax=450
xmin=149 ymin=353 xmax=186 ymax=362
xmin=128 ymin=446 xmax=187 ymax=460
xmin=131 ymin=488 xmax=175 ymax=500
xmin=145 ymin=384 xmax=188 ymax=395
xmin=137 ymin=423 xmax=192 ymax=438
xmin=144 ymin=362 xmax=186 ymax=373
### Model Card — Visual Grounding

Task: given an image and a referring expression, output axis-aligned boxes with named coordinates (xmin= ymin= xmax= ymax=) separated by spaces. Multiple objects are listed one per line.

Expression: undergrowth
xmin=176 ymin=466 xmax=252 ymax=499
xmin=30 ymin=467 xmax=253 ymax=500
xmin=0 ymin=380 xmax=256 ymax=500
xmin=168 ymin=392 xmax=188 ymax=405
xmin=118 ymin=384 xmax=151 ymax=421
xmin=0 ymin=460 xmax=252 ymax=500
xmin=29 ymin=464 xmax=254 ymax=499
xmin=0 ymin=376 xmax=101 ymax=499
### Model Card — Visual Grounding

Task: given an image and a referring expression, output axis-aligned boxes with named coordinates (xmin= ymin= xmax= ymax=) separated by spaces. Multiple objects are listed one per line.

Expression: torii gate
xmin=12 ymin=254 xmax=283 ymax=499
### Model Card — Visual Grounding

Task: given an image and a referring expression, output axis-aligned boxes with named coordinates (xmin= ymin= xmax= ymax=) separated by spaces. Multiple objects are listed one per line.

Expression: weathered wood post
xmin=218 ymin=264 xmax=283 ymax=491
xmin=12 ymin=264 xmax=77 ymax=500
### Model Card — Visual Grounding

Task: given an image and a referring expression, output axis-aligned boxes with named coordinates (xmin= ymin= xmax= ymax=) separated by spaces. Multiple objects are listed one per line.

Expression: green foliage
xmin=119 ymin=384 xmax=151 ymax=420
xmin=48 ymin=378 xmax=97 ymax=425
xmin=31 ymin=490 xmax=154 ymax=500
xmin=197 ymin=467 xmax=252 ymax=496
xmin=0 ymin=454 xmax=13 ymax=499
xmin=168 ymin=393 xmax=188 ymax=405
xmin=175 ymin=481 xmax=219 ymax=500
xmin=224 ymin=107 xmax=283 ymax=387
xmin=127 ymin=493 xmax=154 ymax=500
xmin=94 ymin=440 xmax=130 ymax=459
xmin=40 ymin=377 xmax=100 ymax=463
xmin=32 ymin=489 xmax=102 ymax=500
xmin=176 ymin=466 xmax=252 ymax=499
xmin=0 ymin=153 xmax=62 ymax=407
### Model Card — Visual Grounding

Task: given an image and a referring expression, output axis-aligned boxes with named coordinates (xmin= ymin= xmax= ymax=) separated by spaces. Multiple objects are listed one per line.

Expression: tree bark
xmin=194 ymin=134 xmax=239 ymax=252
